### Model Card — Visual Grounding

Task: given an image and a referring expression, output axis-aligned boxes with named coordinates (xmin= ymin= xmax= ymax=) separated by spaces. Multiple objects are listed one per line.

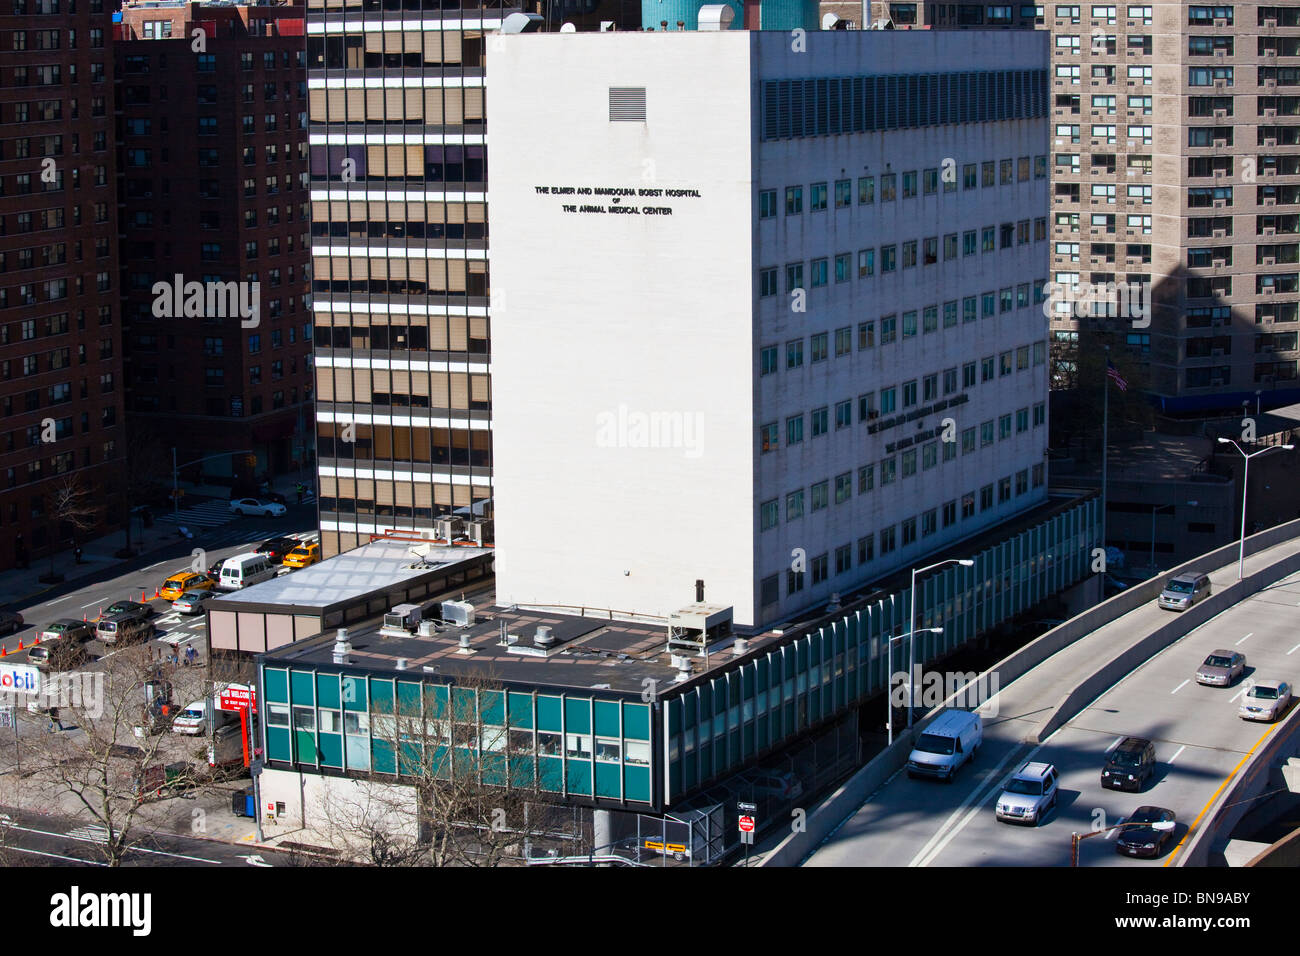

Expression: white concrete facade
xmin=488 ymin=30 xmax=1051 ymax=629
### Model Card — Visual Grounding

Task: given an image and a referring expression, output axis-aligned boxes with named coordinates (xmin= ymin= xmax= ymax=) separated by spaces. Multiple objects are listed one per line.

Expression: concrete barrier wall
xmin=1246 ymin=819 xmax=1300 ymax=867
xmin=758 ymin=519 xmax=1300 ymax=866
xmin=1182 ymin=703 xmax=1300 ymax=867
xmin=1033 ymin=548 xmax=1300 ymax=743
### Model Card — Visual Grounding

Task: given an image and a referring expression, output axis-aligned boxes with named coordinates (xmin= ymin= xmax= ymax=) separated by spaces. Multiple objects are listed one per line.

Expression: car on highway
xmin=1196 ymin=649 xmax=1246 ymax=687
xmin=28 ymin=638 xmax=89 ymax=671
xmin=1157 ymin=571 xmax=1211 ymax=612
xmin=39 ymin=619 xmax=94 ymax=644
xmin=229 ymin=497 xmax=286 ymax=517
xmin=1239 ymin=679 xmax=1292 ymax=722
xmin=102 ymin=600 xmax=153 ymax=622
xmin=907 ymin=708 xmax=982 ymax=781
xmin=282 ymin=542 xmax=321 ymax=569
xmin=1101 ymin=736 xmax=1156 ymax=792
xmin=996 ymin=761 xmax=1059 ymax=825
xmin=255 ymin=536 xmax=299 ymax=564
xmin=172 ymin=590 xmax=218 ymax=615
xmin=1115 ymin=806 xmax=1176 ymax=858
xmin=0 ymin=611 xmax=24 ymax=636
xmin=158 ymin=571 xmax=213 ymax=602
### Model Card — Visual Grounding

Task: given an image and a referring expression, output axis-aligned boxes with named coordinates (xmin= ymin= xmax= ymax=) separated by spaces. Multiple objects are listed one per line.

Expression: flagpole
xmin=1101 ymin=345 xmax=1109 ymax=577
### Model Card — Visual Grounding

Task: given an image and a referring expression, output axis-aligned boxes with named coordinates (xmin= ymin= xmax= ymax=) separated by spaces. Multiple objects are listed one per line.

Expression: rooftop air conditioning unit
xmin=382 ymin=604 xmax=423 ymax=635
xmin=434 ymin=515 xmax=465 ymax=541
xmin=441 ymin=600 xmax=476 ymax=627
xmin=464 ymin=518 xmax=494 ymax=546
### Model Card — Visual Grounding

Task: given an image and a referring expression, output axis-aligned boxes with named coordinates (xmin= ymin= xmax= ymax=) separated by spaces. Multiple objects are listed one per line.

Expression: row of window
xmin=761 ymin=158 xmax=1047 ymax=218
xmin=122 ymin=50 xmax=304 ymax=74
xmin=122 ymin=81 xmax=304 ymax=106
xmin=759 ymin=465 xmax=1048 ymax=604
xmin=3 ymin=410 xmax=114 ymax=453
xmin=0 ymin=341 xmax=110 ymax=379
xmin=0 ymin=376 xmax=115 ymax=421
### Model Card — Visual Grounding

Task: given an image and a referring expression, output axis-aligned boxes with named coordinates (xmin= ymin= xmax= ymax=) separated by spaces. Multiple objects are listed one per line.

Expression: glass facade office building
xmin=261 ymin=495 xmax=1098 ymax=811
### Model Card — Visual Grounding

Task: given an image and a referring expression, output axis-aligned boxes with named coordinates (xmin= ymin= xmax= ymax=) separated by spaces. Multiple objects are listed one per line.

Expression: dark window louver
xmin=609 ymin=87 xmax=646 ymax=122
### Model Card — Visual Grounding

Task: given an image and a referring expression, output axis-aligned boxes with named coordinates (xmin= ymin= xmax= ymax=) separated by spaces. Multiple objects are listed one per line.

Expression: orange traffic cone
xmin=143 ymin=590 xmax=149 ymax=602
xmin=16 ymin=640 xmax=22 ymax=651
xmin=32 ymin=636 xmax=39 ymax=645
xmin=1 ymin=646 xmax=7 ymax=657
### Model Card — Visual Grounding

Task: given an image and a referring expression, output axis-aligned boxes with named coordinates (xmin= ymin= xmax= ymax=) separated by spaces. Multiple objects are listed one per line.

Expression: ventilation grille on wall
xmin=609 ymin=87 xmax=646 ymax=123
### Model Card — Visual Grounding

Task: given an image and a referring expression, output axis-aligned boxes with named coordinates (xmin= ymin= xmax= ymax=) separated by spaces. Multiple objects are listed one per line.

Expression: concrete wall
xmin=258 ymin=766 xmax=420 ymax=859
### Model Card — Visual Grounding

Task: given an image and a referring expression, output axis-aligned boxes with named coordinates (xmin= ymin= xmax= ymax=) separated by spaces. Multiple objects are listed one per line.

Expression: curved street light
xmin=1216 ymin=438 xmax=1294 ymax=580
xmin=907 ymin=558 xmax=975 ymax=728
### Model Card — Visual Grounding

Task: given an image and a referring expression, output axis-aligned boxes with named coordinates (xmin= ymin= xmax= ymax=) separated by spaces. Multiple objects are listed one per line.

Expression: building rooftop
xmin=208 ymin=538 xmax=493 ymax=616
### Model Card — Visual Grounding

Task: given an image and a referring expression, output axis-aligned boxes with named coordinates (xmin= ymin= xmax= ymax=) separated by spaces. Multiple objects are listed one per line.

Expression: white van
xmin=172 ymin=699 xmax=240 ymax=736
xmin=906 ymin=709 xmax=982 ymax=781
xmin=217 ymin=552 xmax=276 ymax=591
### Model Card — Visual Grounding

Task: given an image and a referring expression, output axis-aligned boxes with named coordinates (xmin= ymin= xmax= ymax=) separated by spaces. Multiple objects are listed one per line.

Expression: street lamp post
xmin=1216 ymin=437 xmax=1295 ymax=580
xmin=1070 ymin=819 xmax=1175 ymax=866
xmin=887 ymin=626 xmax=943 ymax=746
xmin=907 ymin=558 xmax=975 ymax=729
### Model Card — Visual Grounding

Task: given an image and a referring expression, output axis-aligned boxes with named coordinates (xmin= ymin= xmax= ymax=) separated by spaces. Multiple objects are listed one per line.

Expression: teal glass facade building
xmin=261 ymin=496 xmax=1097 ymax=812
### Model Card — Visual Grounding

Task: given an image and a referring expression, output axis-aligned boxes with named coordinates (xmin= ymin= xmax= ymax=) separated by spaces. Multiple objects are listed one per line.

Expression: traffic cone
xmin=16 ymin=640 xmax=22 ymax=650
xmin=143 ymin=590 xmax=149 ymax=602
xmin=32 ymin=636 xmax=39 ymax=645
xmin=1 ymin=646 xmax=7 ymax=657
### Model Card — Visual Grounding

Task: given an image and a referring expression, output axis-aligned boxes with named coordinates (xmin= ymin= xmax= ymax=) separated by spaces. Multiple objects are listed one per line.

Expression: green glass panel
xmin=315 ymin=673 xmax=340 ymax=709
xmin=625 ymin=765 xmax=651 ymax=803
xmin=425 ymin=683 xmax=448 ymax=719
xmin=566 ymin=759 xmax=592 ymax=795
xmin=593 ymin=699 xmax=620 ymax=737
xmin=538 ymin=755 xmax=563 ymax=791
xmin=481 ymin=689 xmax=505 ymax=725
xmin=594 ymin=761 xmax=621 ymax=799
xmin=452 ymin=686 xmax=477 ymax=721
xmin=397 ymin=680 xmax=422 ymax=716
xmin=341 ymin=675 xmax=366 ymax=711
xmin=430 ymin=744 xmax=450 ymax=780
xmin=537 ymin=695 xmax=563 ymax=732
xmin=369 ymin=678 xmax=395 ymax=714
xmin=318 ymin=732 xmax=343 ymax=768
xmin=397 ymin=741 xmax=422 ymax=775
xmin=623 ymin=702 xmax=651 ymax=740
xmin=507 ymin=691 xmax=533 ymax=728
xmin=264 ymin=668 xmax=288 ymax=704
xmin=680 ymin=756 xmax=693 ymax=791
xmin=267 ymin=727 xmax=291 ymax=761
xmin=372 ymin=738 xmax=396 ymax=774
xmin=290 ymin=670 xmax=315 ymax=705
xmin=565 ymin=697 xmax=591 ymax=734
xmin=482 ymin=751 xmax=508 ymax=787
xmin=294 ymin=730 xmax=317 ymax=763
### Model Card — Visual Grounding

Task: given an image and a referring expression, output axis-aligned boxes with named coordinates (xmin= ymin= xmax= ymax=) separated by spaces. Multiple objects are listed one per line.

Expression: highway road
xmin=807 ymin=565 xmax=1300 ymax=867
xmin=1 ymin=509 xmax=317 ymax=667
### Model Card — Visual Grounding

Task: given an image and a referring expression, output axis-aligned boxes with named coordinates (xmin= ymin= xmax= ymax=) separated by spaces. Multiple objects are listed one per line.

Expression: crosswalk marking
xmin=156 ymin=501 xmax=236 ymax=529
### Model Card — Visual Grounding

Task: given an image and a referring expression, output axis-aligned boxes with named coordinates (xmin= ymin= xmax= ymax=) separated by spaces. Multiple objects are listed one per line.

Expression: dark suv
xmin=256 ymin=537 xmax=298 ymax=564
xmin=1102 ymin=736 xmax=1156 ymax=792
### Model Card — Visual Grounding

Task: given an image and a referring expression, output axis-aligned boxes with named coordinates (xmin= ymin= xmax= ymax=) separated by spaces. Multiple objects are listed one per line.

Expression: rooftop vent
xmin=442 ymin=600 xmax=476 ymax=627
xmin=457 ymin=633 xmax=476 ymax=655
xmin=732 ymin=638 xmax=750 ymax=657
xmin=395 ymin=658 xmax=407 ymax=670
xmin=332 ymin=628 xmax=351 ymax=664
xmin=535 ymin=625 xmax=555 ymax=647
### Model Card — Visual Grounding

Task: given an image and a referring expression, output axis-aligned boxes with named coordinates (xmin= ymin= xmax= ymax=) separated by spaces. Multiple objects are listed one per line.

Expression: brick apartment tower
xmin=0 ymin=0 xmax=125 ymax=573
xmin=821 ymin=1 xmax=1300 ymax=414
xmin=116 ymin=1 xmax=315 ymax=501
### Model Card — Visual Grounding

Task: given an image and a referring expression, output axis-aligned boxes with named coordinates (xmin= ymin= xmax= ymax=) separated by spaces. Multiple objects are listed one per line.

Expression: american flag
xmin=1106 ymin=359 xmax=1128 ymax=392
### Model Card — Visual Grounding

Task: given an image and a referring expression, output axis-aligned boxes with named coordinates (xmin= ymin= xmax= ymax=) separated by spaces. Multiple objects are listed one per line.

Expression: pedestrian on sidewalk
xmin=74 ymin=545 xmax=83 ymax=565
xmin=186 ymin=645 xmax=198 ymax=667
xmin=47 ymin=707 xmax=63 ymax=732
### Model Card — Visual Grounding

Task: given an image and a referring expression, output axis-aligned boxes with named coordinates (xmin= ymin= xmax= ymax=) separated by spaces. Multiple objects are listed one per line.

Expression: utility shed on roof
xmin=205 ymin=538 xmax=494 ymax=654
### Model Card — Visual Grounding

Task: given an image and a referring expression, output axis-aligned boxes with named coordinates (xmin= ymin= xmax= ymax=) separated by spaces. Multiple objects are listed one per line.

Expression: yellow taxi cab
xmin=158 ymin=571 xmax=213 ymax=602
xmin=281 ymin=542 xmax=320 ymax=569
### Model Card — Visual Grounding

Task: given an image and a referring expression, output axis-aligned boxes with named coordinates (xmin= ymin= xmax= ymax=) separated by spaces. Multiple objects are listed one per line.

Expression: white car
xmin=996 ymin=761 xmax=1059 ymax=825
xmin=229 ymin=497 xmax=286 ymax=517
xmin=1239 ymin=680 xmax=1292 ymax=722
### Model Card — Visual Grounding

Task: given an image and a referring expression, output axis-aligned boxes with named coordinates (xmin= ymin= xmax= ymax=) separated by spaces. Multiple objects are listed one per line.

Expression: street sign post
xmin=738 ymin=802 xmax=757 ymax=865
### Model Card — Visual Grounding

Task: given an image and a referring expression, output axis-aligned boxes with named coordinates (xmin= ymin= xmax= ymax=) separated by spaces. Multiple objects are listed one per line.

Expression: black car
xmin=102 ymin=600 xmax=152 ymax=622
xmin=206 ymin=558 xmax=226 ymax=583
xmin=1116 ymin=806 xmax=1176 ymax=858
xmin=1102 ymin=736 xmax=1156 ymax=791
xmin=256 ymin=536 xmax=298 ymax=564
xmin=0 ymin=611 xmax=24 ymax=636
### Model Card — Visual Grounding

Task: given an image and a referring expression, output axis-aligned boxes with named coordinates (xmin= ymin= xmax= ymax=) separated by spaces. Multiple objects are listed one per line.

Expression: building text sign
xmin=533 ymin=185 xmax=703 ymax=217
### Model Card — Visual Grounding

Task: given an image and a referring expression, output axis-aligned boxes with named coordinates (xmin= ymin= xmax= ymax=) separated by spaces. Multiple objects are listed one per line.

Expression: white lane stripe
xmin=1236 ymin=632 xmax=1253 ymax=646
xmin=1106 ymin=736 xmax=1123 ymax=753
xmin=45 ymin=596 xmax=69 ymax=605
xmin=1288 ymin=643 xmax=1300 ymax=656
xmin=6 ymin=822 xmax=223 ymax=865
xmin=6 ymin=844 xmax=105 ymax=866
xmin=909 ymin=743 xmax=1035 ymax=868
xmin=79 ymin=599 xmax=103 ymax=610
xmin=1231 ymin=687 xmax=1248 ymax=702
xmin=1171 ymin=679 xmax=1190 ymax=695
xmin=1168 ymin=745 xmax=1186 ymax=764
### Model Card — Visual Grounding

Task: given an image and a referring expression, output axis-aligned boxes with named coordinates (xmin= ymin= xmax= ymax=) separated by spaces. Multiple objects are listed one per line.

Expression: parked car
xmin=907 ymin=709 xmax=983 ymax=781
xmin=1157 ymin=572 xmax=1211 ymax=612
xmin=28 ymin=639 xmax=89 ymax=671
xmin=255 ymin=536 xmax=299 ymax=564
xmin=1101 ymin=736 xmax=1156 ymax=792
xmin=158 ymin=571 xmax=213 ymax=602
xmin=1196 ymin=649 xmax=1246 ymax=687
xmin=1240 ymin=679 xmax=1292 ymax=721
xmin=281 ymin=542 xmax=321 ymax=569
xmin=229 ymin=497 xmax=286 ymax=517
xmin=39 ymin=619 xmax=94 ymax=644
xmin=102 ymin=600 xmax=152 ymax=622
xmin=996 ymin=761 xmax=1059 ymax=825
xmin=172 ymin=590 xmax=217 ymax=616
xmin=206 ymin=558 xmax=227 ymax=583
xmin=1115 ymin=806 xmax=1176 ymax=858
xmin=0 ymin=611 xmax=24 ymax=636
xmin=96 ymin=613 xmax=153 ymax=646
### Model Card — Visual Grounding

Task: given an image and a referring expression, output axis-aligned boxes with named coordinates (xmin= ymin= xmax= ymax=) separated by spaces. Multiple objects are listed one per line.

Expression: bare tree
xmin=308 ymin=674 xmax=560 ymax=867
xmin=18 ymin=644 xmax=211 ymax=866
xmin=43 ymin=473 xmax=100 ymax=581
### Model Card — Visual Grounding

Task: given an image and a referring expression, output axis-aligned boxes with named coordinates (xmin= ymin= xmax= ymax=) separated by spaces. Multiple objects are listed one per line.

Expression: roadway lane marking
xmin=4 ymin=821 xmax=224 ymax=865
xmin=1289 ymin=643 xmax=1300 ymax=656
xmin=6 ymin=845 xmax=105 ymax=866
xmin=1105 ymin=737 xmax=1123 ymax=753
xmin=1231 ymin=687 xmax=1248 ymax=703
xmin=910 ymin=743 xmax=1039 ymax=868
xmin=1236 ymin=633 xmax=1253 ymax=646
xmin=1171 ymin=679 xmax=1190 ymax=695
xmin=79 ymin=599 xmax=104 ymax=610
xmin=1163 ymin=725 xmax=1276 ymax=868
xmin=45 ymin=596 xmax=70 ymax=606
xmin=1168 ymin=745 xmax=1186 ymax=765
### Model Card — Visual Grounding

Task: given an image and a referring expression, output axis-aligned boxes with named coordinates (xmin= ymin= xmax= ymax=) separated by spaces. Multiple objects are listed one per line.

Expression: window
xmin=786 ymin=415 xmax=804 ymax=444
xmin=811 ymin=182 xmax=828 ymax=211
xmin=760 ymin=268 xmax=777 ymax=297
xmin=881 ymin=173 xmax=896 ymax=201
xmin=810 ymin=332 xmax=828 ymax=362
xmin=785 ymin=186 xmax=803 ymax=215
xmin=786 ymin=339 xmax=803 ymax=369
xmin=811 ymin=407 xmax=828 ymax=436
xmin=760 ymin=499 xmax=779 ymax=531
xmin=760 ymin=422 xmax=778 ymax=452
xmin=835 ymin=179 xmax=851 ymax=207
xmin=811 ymin=481 xmax=829 ymax=511
xmin=759 ymin=190 xmax=777 ymax=218
xmin=858 ymin=176 xmax=874 ymax=204
xmin=835 ymin=473 xmax=852 ymax=504
xmin=786 ymin=263 xmax=804 ymax=293
xmin=786 ymin=489 xmax=804 ymax=520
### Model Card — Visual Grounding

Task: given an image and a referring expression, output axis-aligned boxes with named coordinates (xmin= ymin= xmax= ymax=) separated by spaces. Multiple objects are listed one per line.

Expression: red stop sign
xmin=738 ymin=815 xmax=755 ymax=833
